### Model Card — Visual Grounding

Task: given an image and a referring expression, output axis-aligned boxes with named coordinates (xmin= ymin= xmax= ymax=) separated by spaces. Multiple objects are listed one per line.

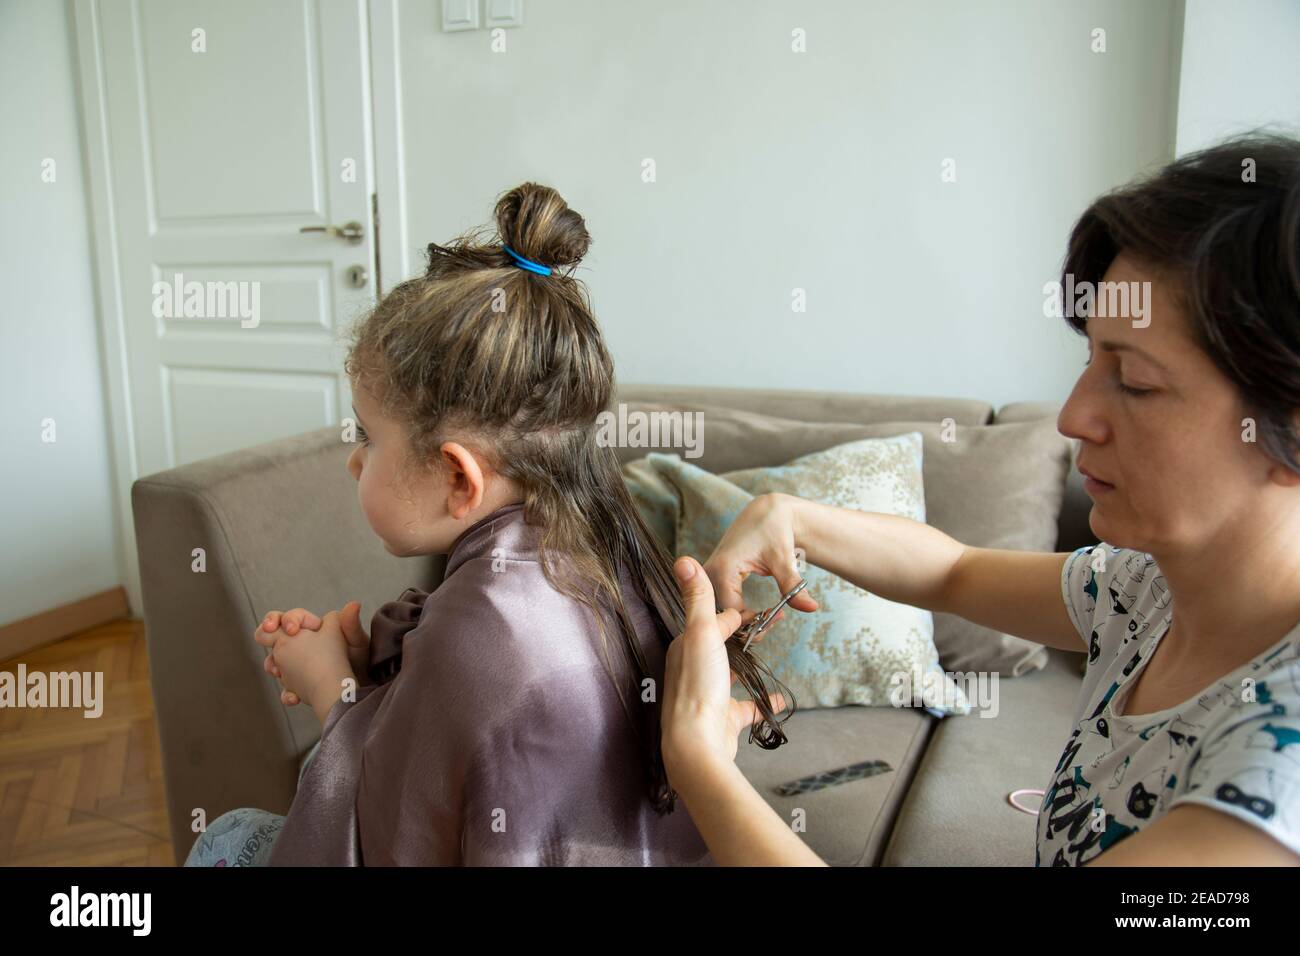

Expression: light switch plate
xmin=441 ymin=0 xmax=479 ymax=32
xmin=484 ymin=0 xmax=524 ymax=28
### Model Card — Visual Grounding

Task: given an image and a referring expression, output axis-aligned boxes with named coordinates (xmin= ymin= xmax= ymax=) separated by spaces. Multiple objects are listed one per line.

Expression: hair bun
xmin=494 ymin=183 xmax=590 ymax=271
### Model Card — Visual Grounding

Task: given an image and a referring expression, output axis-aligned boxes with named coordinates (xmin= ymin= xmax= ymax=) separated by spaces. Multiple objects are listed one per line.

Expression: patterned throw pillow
xmin=631 ymin=433 xmax=969 ymax=714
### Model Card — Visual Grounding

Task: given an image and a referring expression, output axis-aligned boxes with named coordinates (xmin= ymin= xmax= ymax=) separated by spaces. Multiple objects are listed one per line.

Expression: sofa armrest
xmin=131 ymin=427 xmax=442 ymax=862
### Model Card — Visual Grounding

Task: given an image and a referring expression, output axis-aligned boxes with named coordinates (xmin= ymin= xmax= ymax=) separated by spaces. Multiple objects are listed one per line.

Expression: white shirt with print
xmin=1036 ymin=544 xmax=1300 ymax=866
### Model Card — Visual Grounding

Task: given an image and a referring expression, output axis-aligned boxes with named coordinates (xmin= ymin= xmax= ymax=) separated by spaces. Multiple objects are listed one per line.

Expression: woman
xmin=660 ymin=134 xmax=1300 ymax=866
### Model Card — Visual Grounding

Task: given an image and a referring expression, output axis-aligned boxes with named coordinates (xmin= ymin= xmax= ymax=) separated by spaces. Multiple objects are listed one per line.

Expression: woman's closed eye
xmin=1084 ymin=354 xmax=1156 ymax=397
xmin=356 ymin=424 xmax=370 ymax=445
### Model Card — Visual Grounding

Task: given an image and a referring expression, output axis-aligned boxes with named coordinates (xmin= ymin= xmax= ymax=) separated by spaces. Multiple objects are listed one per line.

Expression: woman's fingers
xmin=280 ymin=689 xmax=299 ymax=706
xmin=705 ymin=557 xmax=749 ymax=612
xmin=764 ymin=547 xmax=819 ymax=613
xmin=675 ymin=557 xmax=720 ymax=635
xmin=704 ymin=547 xmax=817 ymax=616
xmin=676 ymin=557 xmax=744 ymax=646
xmin=715 ymin=607 xmax=742 ymax=641
xmin=730 ymin=692 xmax=788 ymax=732
xmin=262 ymin=610 xmax=281 ymax=633
xmin=788 ymin=591 xmax=819 ymax=613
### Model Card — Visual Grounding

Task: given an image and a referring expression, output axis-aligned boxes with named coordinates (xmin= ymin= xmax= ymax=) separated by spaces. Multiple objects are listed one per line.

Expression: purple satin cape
xmin=268 ymin=503 xmax=711 ymax=866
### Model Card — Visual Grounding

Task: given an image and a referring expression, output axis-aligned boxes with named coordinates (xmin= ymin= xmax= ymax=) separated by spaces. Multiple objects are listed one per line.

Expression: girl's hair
xmin=346 ymin=183 xmax=792 ymax=812
xmin=1061 ymin=131 xmax=1300 ymax=473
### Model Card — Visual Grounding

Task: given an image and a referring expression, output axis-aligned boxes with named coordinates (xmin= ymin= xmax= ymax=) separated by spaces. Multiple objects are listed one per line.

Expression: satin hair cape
xmin=268 ymin=503 xmax=710 ymax=866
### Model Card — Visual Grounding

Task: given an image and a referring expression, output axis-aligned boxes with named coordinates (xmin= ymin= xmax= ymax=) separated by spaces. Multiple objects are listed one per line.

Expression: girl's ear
xmin=439 ymin=441 xmax=487 ymax=518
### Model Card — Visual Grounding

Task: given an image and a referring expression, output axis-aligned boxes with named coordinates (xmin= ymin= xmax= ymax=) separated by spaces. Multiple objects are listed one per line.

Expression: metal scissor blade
xmin=739 ymin=579 xmax=808 ymax=652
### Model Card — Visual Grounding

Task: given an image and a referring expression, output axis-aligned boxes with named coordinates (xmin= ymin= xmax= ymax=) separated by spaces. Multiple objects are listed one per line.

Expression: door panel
xmin=93 ymin=0 xmax=373 ymax=472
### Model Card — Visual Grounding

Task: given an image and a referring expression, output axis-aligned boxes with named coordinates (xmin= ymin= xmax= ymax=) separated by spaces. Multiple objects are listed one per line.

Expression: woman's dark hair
xmin=346 ymin=183 xmax=792 ymax=813
xmin=1061 ymin=132 xmax=1300 ymax=472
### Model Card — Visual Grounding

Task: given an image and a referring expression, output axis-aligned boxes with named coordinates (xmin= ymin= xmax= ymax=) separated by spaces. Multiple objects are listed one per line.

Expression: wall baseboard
xmin=0 ymin=588 xmax=131 ymax=662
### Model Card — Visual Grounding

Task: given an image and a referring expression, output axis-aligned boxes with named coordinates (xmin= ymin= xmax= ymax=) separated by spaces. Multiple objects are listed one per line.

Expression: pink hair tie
xmin=1008 ymin=788 xmax=1045 ymax=815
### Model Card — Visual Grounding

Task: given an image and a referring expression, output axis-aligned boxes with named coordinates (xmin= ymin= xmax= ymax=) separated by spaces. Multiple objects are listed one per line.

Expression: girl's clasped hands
xmin=253 ymin=601 xmax=372 ymax=723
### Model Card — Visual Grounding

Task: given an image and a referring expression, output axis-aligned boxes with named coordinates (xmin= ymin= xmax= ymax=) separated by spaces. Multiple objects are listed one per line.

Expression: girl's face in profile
xmin=1056 ymin=252 xmax=1295 ymax=555
xmin=345 ymin=383 xmax=454 ymax=557
xmin=345 ymin=382 xmax=519 ymax=556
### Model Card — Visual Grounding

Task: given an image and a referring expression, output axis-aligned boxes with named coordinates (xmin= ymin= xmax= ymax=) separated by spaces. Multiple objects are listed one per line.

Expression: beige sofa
xmin=133 ymin=384 xmax=1094 ymax=865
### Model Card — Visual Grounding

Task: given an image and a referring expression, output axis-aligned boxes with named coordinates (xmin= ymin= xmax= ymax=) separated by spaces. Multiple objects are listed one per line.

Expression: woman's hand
xmin=703 ymin=493 xmax=819 ymax=616
xmin=662 ymin=557 xmax=786 ymax=772
xmin=660 ymin=556 xmax=825 ymax=866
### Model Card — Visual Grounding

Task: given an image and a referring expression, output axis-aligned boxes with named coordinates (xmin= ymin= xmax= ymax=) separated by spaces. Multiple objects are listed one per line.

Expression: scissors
xmin=733 ymin=579 xmax=809 ymax=653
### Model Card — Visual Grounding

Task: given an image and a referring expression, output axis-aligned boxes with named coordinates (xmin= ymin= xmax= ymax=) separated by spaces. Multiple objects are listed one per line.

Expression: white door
xmin=76 ymin=0 xmax=376 ymax=474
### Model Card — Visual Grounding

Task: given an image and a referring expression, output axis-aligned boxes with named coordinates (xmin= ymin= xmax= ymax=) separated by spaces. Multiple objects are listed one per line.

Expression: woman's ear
xmin=439 ymin=441 xmax=487 ymax=518
xmin=1274 ymin=412 xmax=1300 ymax=487
xmin=1264 ymin=410 xmax=1300 ymax=488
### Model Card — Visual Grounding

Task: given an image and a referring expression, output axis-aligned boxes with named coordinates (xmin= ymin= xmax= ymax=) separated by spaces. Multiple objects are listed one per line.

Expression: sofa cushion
xmin=642 ymin=435 xmax=970 ymax=712
xmin=615 ymin=402 xmax=1068 ymax=676
xmin=880 ymin=648 xmax=1085 ymax=866
xmin=734 ymin=705 xmax=936 ymax=866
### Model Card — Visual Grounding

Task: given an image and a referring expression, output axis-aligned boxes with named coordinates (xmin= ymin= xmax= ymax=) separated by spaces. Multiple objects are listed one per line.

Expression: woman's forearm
xmin=669 ymin=750 xmax=826 ymax=866
xmin=782 ymin=494 xmax=965 ymax=611
xmin=782 ymin=494 xmax=1078 ymax=646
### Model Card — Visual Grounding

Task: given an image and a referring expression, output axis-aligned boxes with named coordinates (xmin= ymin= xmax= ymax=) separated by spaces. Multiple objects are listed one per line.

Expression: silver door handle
xmin=299 ymin=221 xmax=364 ymax=244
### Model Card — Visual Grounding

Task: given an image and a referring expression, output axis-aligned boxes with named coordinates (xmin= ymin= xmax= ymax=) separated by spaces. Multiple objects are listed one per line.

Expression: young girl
xmin=184 ymin=183 xmax=786 ymax=866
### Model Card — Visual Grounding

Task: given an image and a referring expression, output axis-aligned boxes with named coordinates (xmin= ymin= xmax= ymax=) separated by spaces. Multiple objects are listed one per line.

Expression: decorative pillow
xmin=620 ymin=401 xmax=1069 ymax=677
xmin=623 ymin=456 xmax=678 ymax=550
xmin=641 ymin=433 xmax=970 ymax=714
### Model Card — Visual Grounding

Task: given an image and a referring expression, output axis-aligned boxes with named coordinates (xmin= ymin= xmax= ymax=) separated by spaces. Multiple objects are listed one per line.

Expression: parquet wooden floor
xmin=0 ymin=618 xmax=173 ymax=865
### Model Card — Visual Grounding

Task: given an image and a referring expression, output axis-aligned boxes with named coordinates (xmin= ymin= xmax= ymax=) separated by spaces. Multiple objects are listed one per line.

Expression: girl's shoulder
xmin=402 ymin=552 xmax=627 ymax=678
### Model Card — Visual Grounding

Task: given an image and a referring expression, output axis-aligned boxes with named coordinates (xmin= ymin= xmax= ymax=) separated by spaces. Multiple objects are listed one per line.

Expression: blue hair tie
xmin=502 ymin=244 xmax=551 ymax=276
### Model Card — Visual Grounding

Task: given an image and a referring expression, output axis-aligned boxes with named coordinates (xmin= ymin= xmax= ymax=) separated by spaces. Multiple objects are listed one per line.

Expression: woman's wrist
xmin=667 ymin=732 xmax=826 ymax=867
xmin=764 ymin=492 xmax=813 ymax=564
xmin=664 ymin=733 xmax=735 ymax=804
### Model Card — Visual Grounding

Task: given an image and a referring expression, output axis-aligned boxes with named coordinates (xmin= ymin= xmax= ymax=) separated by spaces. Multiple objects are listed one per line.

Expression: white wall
xmin=0 ymin=0 xmax=121 ymax=627
xmin=1176 ymin=0 xmax=1300 ymax=156
xmin=12 ymin=0 xmax=1299 ymax=626
xmin=396 ymin=0 xmax=1182 ymax=409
